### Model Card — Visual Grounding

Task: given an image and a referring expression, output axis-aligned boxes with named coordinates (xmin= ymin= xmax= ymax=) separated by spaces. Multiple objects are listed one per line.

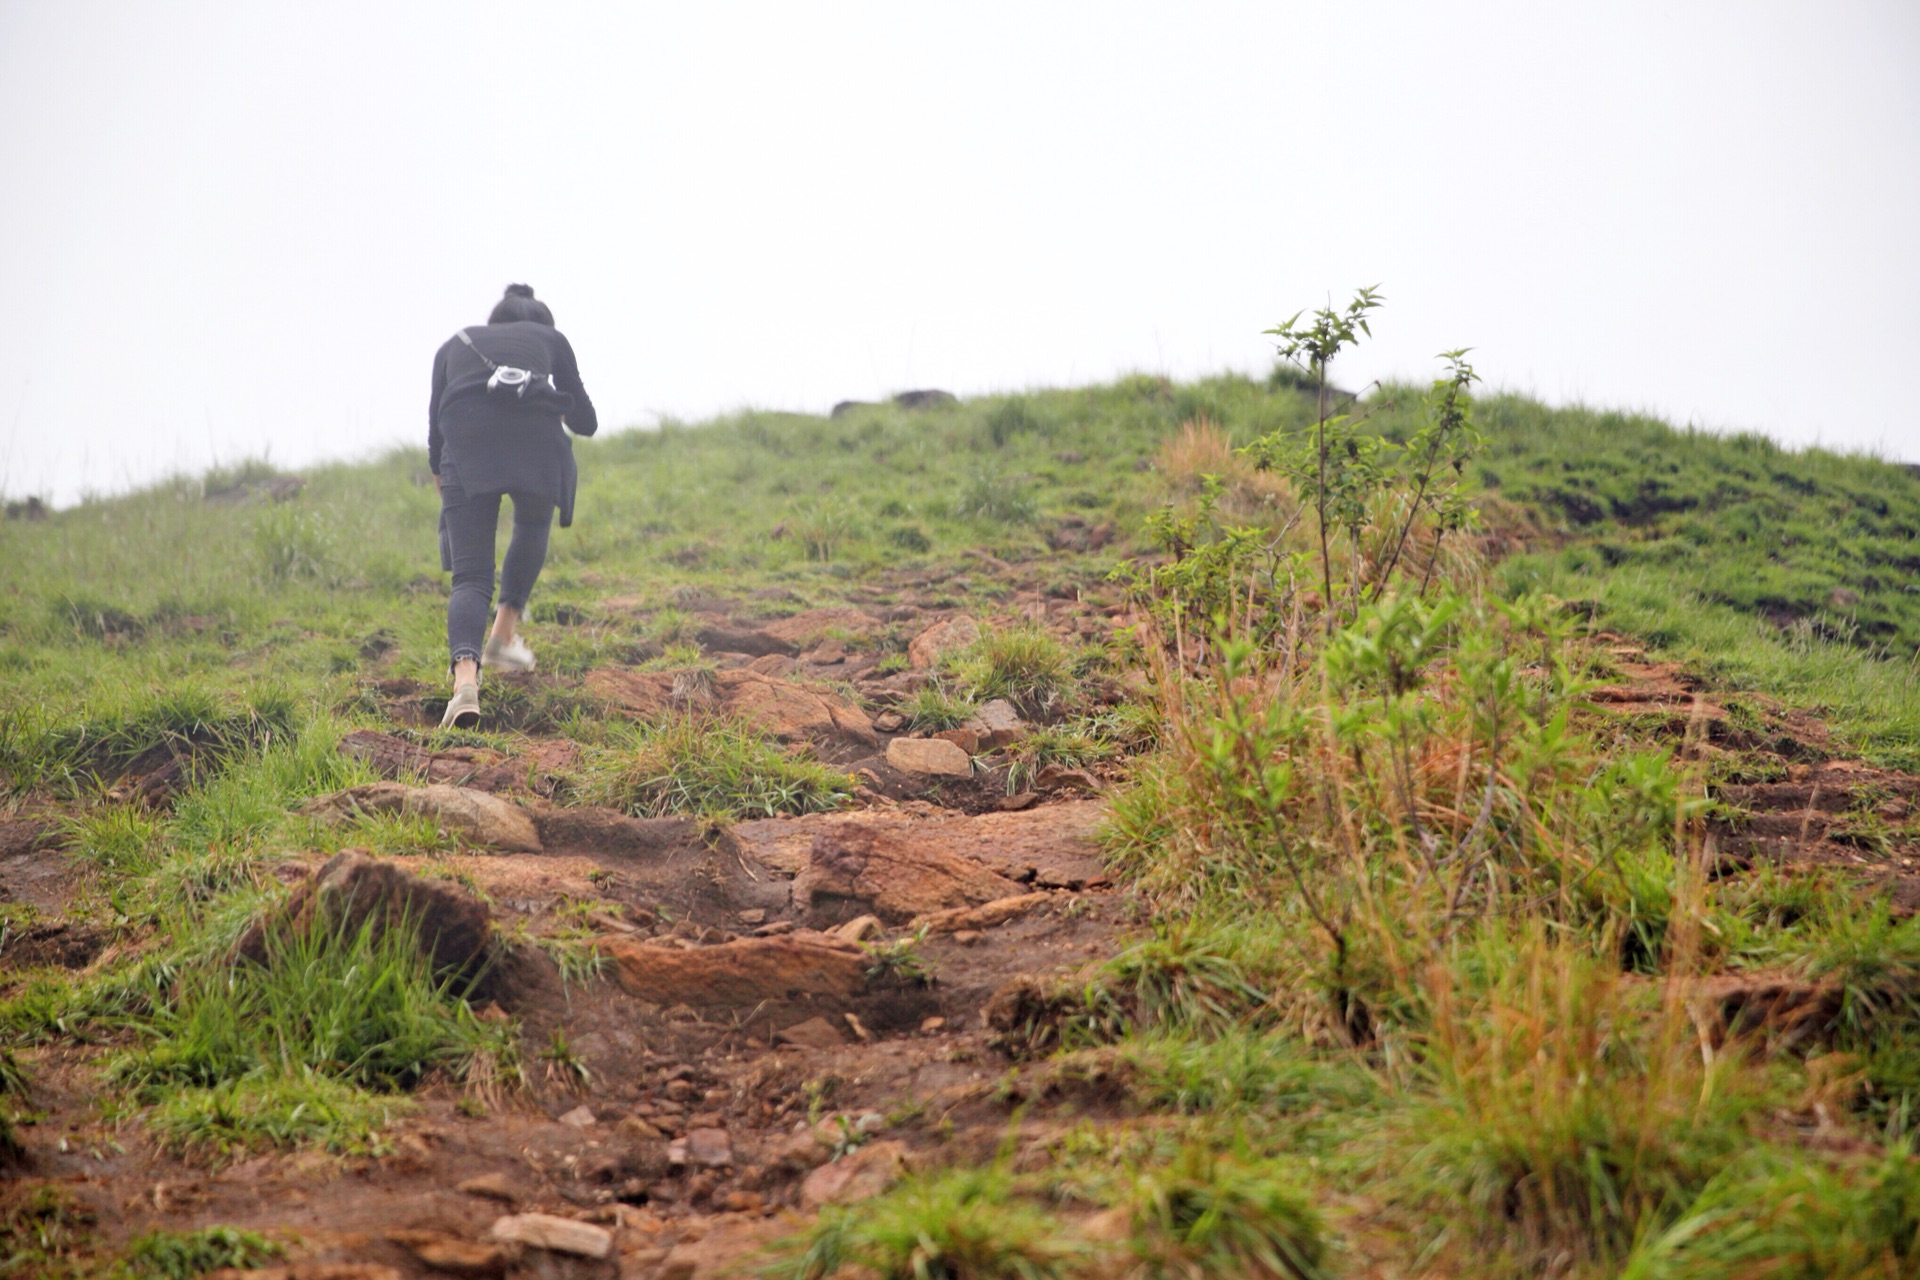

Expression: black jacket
xmin=428 ymin=321 xmax=598 ymax=526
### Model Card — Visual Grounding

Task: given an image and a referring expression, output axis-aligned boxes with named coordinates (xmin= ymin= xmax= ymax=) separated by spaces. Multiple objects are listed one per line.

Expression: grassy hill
xmin=4 ymin=372 xmax=1915 ymax=766
xmin=5 ymin=373 xmax=1920 ymax=1278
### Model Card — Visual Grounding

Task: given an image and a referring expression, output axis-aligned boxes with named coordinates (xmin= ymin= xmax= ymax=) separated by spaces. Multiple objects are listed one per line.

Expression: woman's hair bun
xmin=504 ymin=283 xmax=536 ymax=299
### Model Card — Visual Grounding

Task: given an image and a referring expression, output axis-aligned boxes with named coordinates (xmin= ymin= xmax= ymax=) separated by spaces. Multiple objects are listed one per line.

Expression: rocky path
xmin=0 ymin=585 xmax=1147 ymax=1278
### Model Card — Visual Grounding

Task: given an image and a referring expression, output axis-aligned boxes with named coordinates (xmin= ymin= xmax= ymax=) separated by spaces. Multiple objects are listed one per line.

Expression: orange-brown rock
xmin=907 ymin=614 xmax=980 ymax=668
xmin=792 ymin=818 xmax=1026 ymax=925
xmin=600 ymin=934 xmax=867 ymax=1007
xmin=584 ymin=667 xmax=875 ymax=749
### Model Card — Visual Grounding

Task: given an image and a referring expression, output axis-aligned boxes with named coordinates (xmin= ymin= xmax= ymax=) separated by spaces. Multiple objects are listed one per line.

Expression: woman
xmin=428 ymin=284 xmax=597 ymax=728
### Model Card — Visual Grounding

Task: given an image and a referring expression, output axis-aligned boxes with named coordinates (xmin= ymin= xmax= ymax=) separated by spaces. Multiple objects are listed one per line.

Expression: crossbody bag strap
xmin=455 ymin=328 xmax=498 ymax=372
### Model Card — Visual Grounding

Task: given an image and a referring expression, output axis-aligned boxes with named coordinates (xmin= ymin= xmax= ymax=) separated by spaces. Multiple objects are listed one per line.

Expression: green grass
xmin=579 ymin=713 xmax=853 ymax=819
xmin=5 ymin=367 xmax=1920 ymax=1277
xmin=120 ymin=1226 xmax=283 ymax=1280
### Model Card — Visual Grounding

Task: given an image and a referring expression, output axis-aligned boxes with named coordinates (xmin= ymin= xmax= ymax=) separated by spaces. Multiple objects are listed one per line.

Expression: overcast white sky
xmin=1 ymin=2 xmax=1916 ymax=506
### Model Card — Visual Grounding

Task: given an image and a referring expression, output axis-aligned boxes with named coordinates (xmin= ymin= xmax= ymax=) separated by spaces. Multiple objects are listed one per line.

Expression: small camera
xmin=488 ymin=365 xmax=536 ymax=395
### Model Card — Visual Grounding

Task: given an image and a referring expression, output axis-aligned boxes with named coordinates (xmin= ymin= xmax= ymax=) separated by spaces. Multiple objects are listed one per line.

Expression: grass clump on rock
xmin=111 ymin=910 xmax=514 ymax=1160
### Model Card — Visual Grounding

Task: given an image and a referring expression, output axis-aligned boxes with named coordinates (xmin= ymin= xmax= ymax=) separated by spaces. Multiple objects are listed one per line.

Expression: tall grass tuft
xmin=580 ymin=713 xmax=852 ymax=819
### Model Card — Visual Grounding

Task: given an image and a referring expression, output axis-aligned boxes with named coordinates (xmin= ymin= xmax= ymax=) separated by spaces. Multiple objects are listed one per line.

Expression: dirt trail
xmin=10 ymin=602 xmax=1920 ymax=1278
xmin=0 ymin=576 xmax=1145 ymax=1278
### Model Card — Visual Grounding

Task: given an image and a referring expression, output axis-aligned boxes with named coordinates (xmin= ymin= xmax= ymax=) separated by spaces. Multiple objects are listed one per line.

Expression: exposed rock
xmin=205 ymin=1268 xmax=400 ymax=1280
xmin=583 ymin=668 xmax=714 ymax=717
xmin=740 ymin=802 xmax=1107 ymax=894
xmin=530 ymin=807 xmax=701 ymax=860
xmin=907 ymin=615 xmax=980 ymax=669
xmin=385 ymin=1230 xmax=505 ymax=1277
xmin=1036 ymin=764 xmax=1101 ymax=794
xmin=832 ymin=915 xmax=884 ymax=943
xmin=585 ymin=668 xmax=876 ymax=750
xmin=458 ymin=1172 xmax=518 ymax=1202
xmin=489 ymin=1213 xmax=612 ymax=1258
xmin=234 ymin=852 xmax=491 ymax=981
xmin=802 ymin=1140 xmax=909 ymax=1208
xmin=336 ymin=729 xmax=502 ymax=787
xmin=893 ymin=389 xmax=958 ymax=410
xmin=600 ymin=935 xmax=867 ymax=1007
xmin=0 ymin=818 xmax=63 ymax=858
xmin=684 ymin=1126 xmax=733 ymax=1167
xmin=298 ymin=782 xmax=540 ymax=853
xmin=759 ymin=607 xmax=882 ymax=648
xmin=693 ymin=615 xmax=795 ymax=657
xmin=792 ymin=818 xmax=1025 ymax=925
xmin=558 ymin=1105 xmax=597 ymax=1128
xmin=748 ymin=653 xmax=798 ymax=678
xmin=774 ymin=1016 xmax=848 ymax=1050
xmin=885 ymin=737 xmax=971 ymax=778
xmin=933 ymin=726 xmax=981 ymax=755
xmin=967 ymin=699 xmax=1026 ymax=748
xmin=657 ymin=1215 xmax=790 ymax=1280
xmin=911 ymin=892 xmax=1057 ymax=934
xmin=717 ymin=670 xmax=877 ymax=749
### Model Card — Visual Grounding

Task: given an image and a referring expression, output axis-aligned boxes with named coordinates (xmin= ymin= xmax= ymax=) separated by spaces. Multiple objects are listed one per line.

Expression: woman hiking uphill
xmin=429 ymin=284 xmax=597 ymax=729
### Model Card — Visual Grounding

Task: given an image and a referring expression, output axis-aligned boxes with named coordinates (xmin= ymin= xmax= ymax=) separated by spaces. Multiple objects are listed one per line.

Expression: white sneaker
xmin=440 ymin=681 xmax=481 ymax=730
xmin=482 ymin=633 xmax=536 ymax=673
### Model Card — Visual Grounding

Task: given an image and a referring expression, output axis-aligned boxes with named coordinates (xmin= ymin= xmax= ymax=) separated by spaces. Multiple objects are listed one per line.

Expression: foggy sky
xmin=2 ymin=2 xmax=1916 ymax=506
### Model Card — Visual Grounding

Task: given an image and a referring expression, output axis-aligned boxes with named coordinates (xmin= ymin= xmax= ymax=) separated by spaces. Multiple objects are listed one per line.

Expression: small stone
xmin=489 ymin=1213 xmax=613 ymax=1259
xmin=920 ymin=1016 xmax=946 ymax=1034
xmin=954 ymin=930 xmax=984 ymax=946
xmin=1035 ymin=764 xmax=1099 ymax=792
xmin=968 ymin=699 xmax=1025 ymax=748
xmin=617 ymin=1114 xmax=665 ymax=1140
xmin=873 ymin=711 xmax=906 ymax=733
xmin=558 ymin=1105 xmax=597 ymax=1128
xmin=386 ymin=1230 xmax=505 ymax=1277
xmin=801 ymin=1140 xmax=909 ymax=1208
xmin=665 ymin=1078 xmax=694 ymax=1102
xmin=721 ymin=1189 xmax=764 ymax=1213
xmin=854 ymin=1112 xmax=885 ymax=1134
xmin=885 ymin=737 xmax=972 ymax=778
xmin=832 ymin=915 xmax=884 ymax=944
xmin=774 ymin=1016 xmax=847 ymax=1050
xmin=684 ymin=1126 xmax=733 ymax=1168
xmin=457 ymin=1172 xmax=517 ymax=1202
xmin=736 ymin=908 xmax=767 ymax=925
xmin=933 ymin=726 xmax=980 ymax=755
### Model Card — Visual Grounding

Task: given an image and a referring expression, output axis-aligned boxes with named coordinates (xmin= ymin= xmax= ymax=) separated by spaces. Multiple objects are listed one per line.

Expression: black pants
xmin=440 ymin=484 xmax=554 ymax=669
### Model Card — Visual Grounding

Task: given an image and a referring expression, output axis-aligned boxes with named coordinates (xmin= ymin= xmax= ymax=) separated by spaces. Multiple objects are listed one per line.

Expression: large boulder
xmin=600 ymin=934 xmax=867 ymax=1007
xmin=234 ymin=851 xmax=492 ymax=981
xmin=791 ymin=819 xmax=1025 ymax=925
xmin=298 ymin=782 xmax=541 ymax=853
